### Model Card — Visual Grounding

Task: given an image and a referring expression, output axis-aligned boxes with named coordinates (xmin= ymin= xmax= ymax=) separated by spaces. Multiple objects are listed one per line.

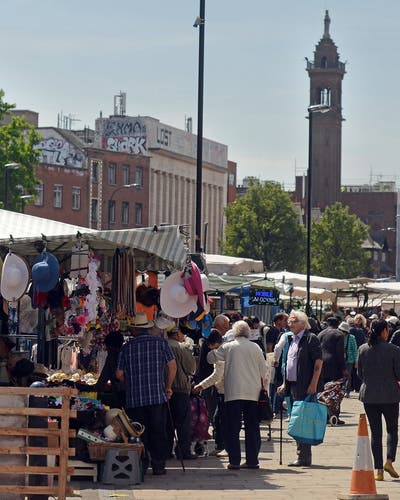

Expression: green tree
xmin=223 ymin=180 xmax=306 ymax=271
xmin=311 ymin=202 xmax=371 ymax=278
xmin=0 ymin=90 xmax=41 ymax=211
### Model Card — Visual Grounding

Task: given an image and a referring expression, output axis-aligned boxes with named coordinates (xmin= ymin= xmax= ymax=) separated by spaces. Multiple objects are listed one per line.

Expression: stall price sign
xmin=249 ymin=287 xmax=280 ymax=306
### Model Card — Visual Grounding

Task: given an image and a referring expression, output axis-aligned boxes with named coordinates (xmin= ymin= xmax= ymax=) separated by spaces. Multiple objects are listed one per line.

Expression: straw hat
xmin=0 ymin=252 xmax=30 ymax=301
xmin=32 ymin=251 xmax=60 ymax=292
xmin=160 ymin=270 xmax=198 ymax=319
xmin=132 ymin=311 xmax=154 ymax=329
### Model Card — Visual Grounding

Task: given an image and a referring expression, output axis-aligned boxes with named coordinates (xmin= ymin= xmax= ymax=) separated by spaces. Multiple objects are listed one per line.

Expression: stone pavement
xmin=68 ymin=395 xmax=398 ymax=500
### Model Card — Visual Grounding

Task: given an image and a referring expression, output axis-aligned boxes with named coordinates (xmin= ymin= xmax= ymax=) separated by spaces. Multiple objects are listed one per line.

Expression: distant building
xmin=7 ymin=105 xmax=235 ymax=254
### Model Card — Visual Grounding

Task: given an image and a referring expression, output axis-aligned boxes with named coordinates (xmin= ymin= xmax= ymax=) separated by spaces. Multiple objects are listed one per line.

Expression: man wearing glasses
xmin=277 ymin=310 xmax=323 ymax=467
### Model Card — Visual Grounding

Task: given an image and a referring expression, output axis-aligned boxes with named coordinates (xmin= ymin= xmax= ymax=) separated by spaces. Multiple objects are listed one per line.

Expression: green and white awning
xmin=0 ymin=210 xmax=187 ymax=270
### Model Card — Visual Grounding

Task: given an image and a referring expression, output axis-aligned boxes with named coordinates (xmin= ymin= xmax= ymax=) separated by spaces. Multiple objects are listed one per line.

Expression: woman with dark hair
xmin=357 ymin=319 xmax=400 ymax=481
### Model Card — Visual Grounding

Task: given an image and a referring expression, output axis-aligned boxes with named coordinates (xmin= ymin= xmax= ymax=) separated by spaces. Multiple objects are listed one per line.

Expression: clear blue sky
xmin=1 ymin=1 xmax=399 ymax=189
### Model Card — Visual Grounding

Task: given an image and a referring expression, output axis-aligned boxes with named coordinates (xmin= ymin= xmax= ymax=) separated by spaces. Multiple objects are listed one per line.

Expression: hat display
xmin=32 ymin=251 xmax=60 ymax=292
xmin=338 ymin=321 xmax=350 ymax=333
xmin=368 ymin=313 xmax=378 ymax=320
xmin=132 ymin=311 xmax=154 ymax=328
xmin=183 ymin=261 xmax=205 ymax=309
xmin=0 ymin=252 xmax=30 ymax=301
xmin=386 ymin=316 xmax=399 ymax=326
xmin=160 ymin=270 xmax=198 ymax=319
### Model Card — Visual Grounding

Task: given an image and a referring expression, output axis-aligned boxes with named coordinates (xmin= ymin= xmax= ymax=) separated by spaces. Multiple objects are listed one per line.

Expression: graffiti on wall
xmin=103 ymin=136 xmax=147 ymax=155
xmin=101 ymin=119 xmax=148 ymax=155
xmin=103 ymin=119 xmax=146 ymax=137
xmin=36 ymin=137 xmax=84 ymax=168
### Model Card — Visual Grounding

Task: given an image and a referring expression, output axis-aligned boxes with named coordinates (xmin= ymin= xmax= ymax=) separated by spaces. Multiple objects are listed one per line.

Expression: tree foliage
xmin=311 ymin=202 xmax=371 ymax=278
xmin=0 ymin=89 xmax=41 ymax=211
xmin=223 ymin=180 xmax=306 ymax=272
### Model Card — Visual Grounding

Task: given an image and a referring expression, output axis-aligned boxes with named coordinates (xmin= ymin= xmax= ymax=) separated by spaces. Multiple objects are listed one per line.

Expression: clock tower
xmin=306 ymin=11 xmax=346 ymax=210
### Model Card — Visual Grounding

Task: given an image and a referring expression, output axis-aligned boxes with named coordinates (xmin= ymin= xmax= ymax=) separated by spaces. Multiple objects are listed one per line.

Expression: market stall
xmin=0 ymin=210 xmax=191 ymax=485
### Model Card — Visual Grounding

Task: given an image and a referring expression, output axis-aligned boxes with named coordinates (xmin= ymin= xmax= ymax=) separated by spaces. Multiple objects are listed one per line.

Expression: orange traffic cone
xmin=337 ymin=413 xmax=389 ymax=500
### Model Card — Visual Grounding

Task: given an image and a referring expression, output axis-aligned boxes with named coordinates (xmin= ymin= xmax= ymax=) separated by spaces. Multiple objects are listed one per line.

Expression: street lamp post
xmin=306 ymin=104 xmax=330 ymax=316
xmin=194 ymin=0 xmax=205 ymax=253
xmin=108 ymin=183 xmax=139 ymax=229
xmin=3 ymin=162 xmax=19 ymax=210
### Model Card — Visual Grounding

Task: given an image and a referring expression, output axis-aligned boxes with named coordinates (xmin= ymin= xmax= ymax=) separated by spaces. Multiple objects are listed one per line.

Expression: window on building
xmin=72 ymin=187 xmax=81 ymax=210
xmin=135 ymin=202 xmax=143 ymax=225
xmin=108 ymin=163 xmax=117 ymax=185
xmin=34 ymin=184 xmax=44 ymax=206
xmin=53 ymin=185 xmax=63 ymax=208
xmin=320 ymin=88 xmax=331 ymax=106
xmin=108 ymin=200 xmax=116 ymax=225
xmin=135 ymin=166 xmax=143 ymax=187
xmin=122 ymin=164 xmax=130 ymax=185
xmin=91 ymin=160 xmax=99 ymax=182
xmin=320 ymin=56 xmax=327 ymax=68
xmin=228 ymin=173 xmax=235 ymax=186
xmin=122 ymin=201 xmax=129 ymax=225
xmin=91 ymin=199 xmax=98 ymax=224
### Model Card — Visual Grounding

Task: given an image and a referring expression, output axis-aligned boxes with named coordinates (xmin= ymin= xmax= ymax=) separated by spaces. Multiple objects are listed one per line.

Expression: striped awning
xmin=0 ymin=210 xmax=187 ymax=270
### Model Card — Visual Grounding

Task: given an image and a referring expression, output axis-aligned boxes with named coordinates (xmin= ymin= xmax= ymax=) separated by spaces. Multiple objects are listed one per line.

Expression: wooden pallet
xmin=0 ymin=386 xmax=77 ymax=500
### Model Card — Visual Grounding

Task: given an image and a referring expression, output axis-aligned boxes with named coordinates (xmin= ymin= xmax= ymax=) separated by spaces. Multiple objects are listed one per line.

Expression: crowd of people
xmin=110 ymin=305 xmax=400 ymax=480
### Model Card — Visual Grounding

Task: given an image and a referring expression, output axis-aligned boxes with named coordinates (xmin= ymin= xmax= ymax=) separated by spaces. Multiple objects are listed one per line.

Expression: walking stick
xmin=167 ymin=400 xmax=186 ymax=472
xmin=279 ymin=398 xmax=283 ymax=465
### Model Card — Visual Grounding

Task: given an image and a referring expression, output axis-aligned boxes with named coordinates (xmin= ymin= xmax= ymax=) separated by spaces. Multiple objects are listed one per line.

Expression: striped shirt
xmin=117 ymin=333 xmax=175 ymax=408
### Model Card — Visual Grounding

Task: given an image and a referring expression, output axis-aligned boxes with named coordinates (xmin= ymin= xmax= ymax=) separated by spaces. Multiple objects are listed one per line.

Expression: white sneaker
xmin=208 ymin=449 xmax=223 ymax=456
xmin=216 ymin=450 xmax=228 ymax=457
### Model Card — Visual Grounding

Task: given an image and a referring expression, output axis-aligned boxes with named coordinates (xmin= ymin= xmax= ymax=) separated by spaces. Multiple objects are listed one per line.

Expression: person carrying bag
xmin=287 ymin=394 xmax=327 ymax=445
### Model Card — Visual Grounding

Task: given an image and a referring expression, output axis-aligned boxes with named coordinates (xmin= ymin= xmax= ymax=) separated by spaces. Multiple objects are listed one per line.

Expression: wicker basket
xmin=88 ymin=442 xmax=143 ymax=461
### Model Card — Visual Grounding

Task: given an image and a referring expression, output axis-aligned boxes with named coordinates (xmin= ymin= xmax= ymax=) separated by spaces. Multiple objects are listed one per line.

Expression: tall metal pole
xmin=396 ymin=189 xmax=400 ymax=281
xmin=195 ymin=0 xmax=205 ymax=253
xmin=306 ymin=110 xmax=313 ymax=316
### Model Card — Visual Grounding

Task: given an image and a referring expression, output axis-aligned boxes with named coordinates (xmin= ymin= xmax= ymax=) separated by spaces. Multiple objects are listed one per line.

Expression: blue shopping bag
xmin=287 ymin=394 xmax=327 ymax=445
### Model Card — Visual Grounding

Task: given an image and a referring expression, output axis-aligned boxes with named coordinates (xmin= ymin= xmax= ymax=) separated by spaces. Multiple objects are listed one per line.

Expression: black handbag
xmin=258 ymin=387 xmax=273 ymax=422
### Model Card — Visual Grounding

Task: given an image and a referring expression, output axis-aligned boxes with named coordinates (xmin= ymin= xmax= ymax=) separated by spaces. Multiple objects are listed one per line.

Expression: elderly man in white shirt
xmin=207 ymin=320 xmax=268 ymax=470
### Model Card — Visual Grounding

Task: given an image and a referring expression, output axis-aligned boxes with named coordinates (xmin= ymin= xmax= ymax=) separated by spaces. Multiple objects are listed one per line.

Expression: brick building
xmin=9 ymin=104 xmax=236 ymax=254
xmin=25 ymin=127 xmax=150 ymax=231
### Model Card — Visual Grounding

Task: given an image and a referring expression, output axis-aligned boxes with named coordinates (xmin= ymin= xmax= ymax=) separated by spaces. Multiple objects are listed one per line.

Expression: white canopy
xmin=0 ymin=210 xmax=187 ymax=269
xmin=205 ymin=254 xmax=264 ymax=276
xmin=364 ymin=281 xmax=400 ymax=294
xmin=264 ymin=271 xmax=350 ymax=291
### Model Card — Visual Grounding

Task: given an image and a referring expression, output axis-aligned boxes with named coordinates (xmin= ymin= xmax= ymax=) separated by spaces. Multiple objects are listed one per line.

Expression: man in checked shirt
xmin=116 ymin=313 xmax=177 ymax=475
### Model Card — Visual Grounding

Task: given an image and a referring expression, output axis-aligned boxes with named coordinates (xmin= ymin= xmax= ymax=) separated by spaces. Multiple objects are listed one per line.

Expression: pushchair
xmin=317 ymin=378 xmax=347 ymax=426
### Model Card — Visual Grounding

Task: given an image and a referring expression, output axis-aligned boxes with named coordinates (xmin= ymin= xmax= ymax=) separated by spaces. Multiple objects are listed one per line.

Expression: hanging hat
xmin=32 ymin=251 xmax=60 ymax=293
xmin=201 ymin=313 xmax=213 ymax=338
xmin=132 ymin=311 xmax=154 ymax=329
xmin=154 ymin=311 xmax=176 ymax=331
xmin=183 ymin=261 xmax=205 ymax=309
xmin=160 ymin=270 xmax=198 ymax=319
xmin=0 ymin=252 xmax=30 ymax=301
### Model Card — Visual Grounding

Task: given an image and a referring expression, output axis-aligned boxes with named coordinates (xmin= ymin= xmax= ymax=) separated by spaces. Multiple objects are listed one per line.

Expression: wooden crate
xmin=88 ymin=441 xmax=143 ymax=461
xmin=0 ymin=386 xmax=77 ymax=500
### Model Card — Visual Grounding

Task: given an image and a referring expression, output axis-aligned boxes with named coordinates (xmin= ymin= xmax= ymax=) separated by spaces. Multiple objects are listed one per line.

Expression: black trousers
xmin=364 ymin=402 xmax=399 ymax=470
xmin=213 ymin=393 xmax=226 ymax=451
xmin=126 ymin=403 xmax=168 ymax=472
xmin=166 ymin=392 xmax=192 ymax=458
xmin=225 ymin=399 xmax=261 ymax=466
